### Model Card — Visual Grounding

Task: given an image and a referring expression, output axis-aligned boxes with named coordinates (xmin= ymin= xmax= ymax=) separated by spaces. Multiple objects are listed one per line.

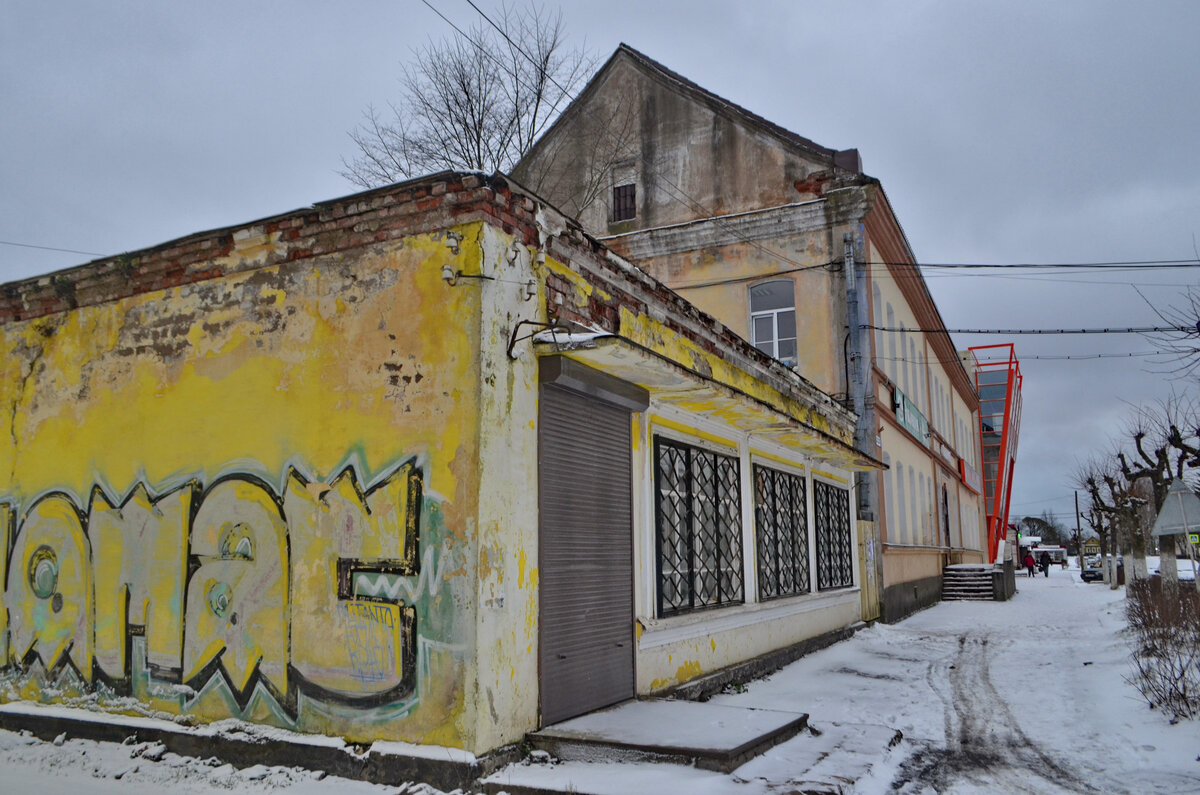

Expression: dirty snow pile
xmin=0 ymin=727 xmax=457 ymax=795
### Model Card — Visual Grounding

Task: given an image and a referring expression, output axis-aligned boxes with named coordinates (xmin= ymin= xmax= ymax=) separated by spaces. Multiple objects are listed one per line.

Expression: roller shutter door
xmin=538 ymin=383 xmax=635 ymax=726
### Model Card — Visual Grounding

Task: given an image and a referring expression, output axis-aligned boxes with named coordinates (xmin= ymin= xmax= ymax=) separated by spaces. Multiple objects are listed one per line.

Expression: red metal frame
xmin=969 ymin=344 xmax=1022 ymax=563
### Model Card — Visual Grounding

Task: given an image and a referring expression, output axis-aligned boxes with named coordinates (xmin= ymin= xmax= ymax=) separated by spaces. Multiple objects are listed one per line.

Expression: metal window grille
xmin=612 ymin=183 xmax=636 ymax=221
xmin=753 ymin=464 xmax=809 ymax=600
xmin=654 ymin=437 xmax=744 ymax=616
xmin=814 ymin=480 xmax=853 ymax=590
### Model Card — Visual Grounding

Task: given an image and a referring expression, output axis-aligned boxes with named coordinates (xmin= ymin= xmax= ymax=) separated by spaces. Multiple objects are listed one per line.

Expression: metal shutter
xmin=538 ymin=383 xmax=635 ymax=726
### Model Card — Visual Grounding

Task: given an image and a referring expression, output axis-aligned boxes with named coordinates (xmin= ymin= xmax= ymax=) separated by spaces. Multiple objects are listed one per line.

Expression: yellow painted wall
xmin=630 ymin=409 xmax=862 ymax=693
xmin=0 ymin=226 xmax=500 ymax=749
xmin=630 ymin=235 xmax=842 ymax=396
xmin=881 ymin=544 xmax=945 ymax=587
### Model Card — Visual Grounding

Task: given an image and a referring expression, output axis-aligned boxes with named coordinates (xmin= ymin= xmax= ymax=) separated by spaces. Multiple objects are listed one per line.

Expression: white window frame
xmin=749 ymin=280 xmax=797 ymax=366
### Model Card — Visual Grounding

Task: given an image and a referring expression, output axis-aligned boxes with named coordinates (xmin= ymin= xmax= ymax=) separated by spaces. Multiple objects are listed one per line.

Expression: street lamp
xmin=1150 ymin=479 xmax=1200 ymax=589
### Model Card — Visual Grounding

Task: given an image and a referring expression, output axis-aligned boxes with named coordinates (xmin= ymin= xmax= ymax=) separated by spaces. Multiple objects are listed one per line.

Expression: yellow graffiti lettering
xmin=285 ymin=461 xmax=419 ymax=700
xmin=90 ymin=484 xmax=191 ymax=681
xmin=0 ymin=503 xmax=12 ymax=663
xmin=183 ymin=478 xmax=288 ymax=697
xmin=1 ymin=456 xmax=426 ymax=715
xmin=6 ymin=495 xmax=92 ymax=675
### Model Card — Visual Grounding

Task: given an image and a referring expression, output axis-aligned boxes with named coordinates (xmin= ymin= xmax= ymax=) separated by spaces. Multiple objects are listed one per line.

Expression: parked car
xmin=1081 ymin=556 xmax=1122 ymax=583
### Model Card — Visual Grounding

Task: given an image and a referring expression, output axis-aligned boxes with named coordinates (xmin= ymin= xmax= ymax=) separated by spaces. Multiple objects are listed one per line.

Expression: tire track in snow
xmin=891 ymin=632 xmax=1112 ymax=794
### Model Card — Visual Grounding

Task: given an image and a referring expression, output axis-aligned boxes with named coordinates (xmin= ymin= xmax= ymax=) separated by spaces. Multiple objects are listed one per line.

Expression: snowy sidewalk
xmin=487 ymin=570 xmax=1200 ymax=793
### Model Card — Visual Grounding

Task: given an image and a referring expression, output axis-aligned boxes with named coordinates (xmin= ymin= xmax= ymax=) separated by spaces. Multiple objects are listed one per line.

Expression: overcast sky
xmin=3 ymin=1 xmax=1198 ymax=529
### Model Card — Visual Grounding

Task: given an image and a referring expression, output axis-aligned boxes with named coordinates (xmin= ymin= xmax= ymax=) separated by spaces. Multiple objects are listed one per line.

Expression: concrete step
xmin=522 ymin=699 xmax=807 ymax=773
xmin=482 ymin=720 xmax=903 ymax=795
xmin=942 ymin=565 xmax=994 ymax=602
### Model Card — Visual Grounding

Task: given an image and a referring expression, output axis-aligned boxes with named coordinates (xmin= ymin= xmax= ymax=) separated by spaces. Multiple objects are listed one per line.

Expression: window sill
xmin=637 ymin=588 xmax=860 ymax=650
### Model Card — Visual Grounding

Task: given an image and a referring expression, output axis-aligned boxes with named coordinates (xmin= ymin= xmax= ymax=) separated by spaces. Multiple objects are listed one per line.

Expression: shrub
xmin=1126 ymin=578 xmax=1200 ymax=721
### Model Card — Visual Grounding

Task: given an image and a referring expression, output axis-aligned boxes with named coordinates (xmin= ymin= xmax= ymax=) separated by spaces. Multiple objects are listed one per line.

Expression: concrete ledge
xmin=0 ymin=702 xmax=519 ymax=791
xmin=881 ymin=574 xmax=943 ymax=623
xmin=530 ymin=700 xmax=808 ymax=773
xmin=666 ymin=623 xmax=862 ymax=702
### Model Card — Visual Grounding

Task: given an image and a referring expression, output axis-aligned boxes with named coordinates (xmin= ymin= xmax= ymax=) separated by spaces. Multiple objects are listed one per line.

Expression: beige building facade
xmin=516 ymin=45 xmax=987 ymax=621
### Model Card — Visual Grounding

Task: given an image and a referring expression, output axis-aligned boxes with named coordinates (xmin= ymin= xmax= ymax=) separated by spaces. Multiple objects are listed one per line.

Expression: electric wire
xmin=873 ymin=259 xmax=1200 ymax=269
xmin=0 ymin=239 xmax=106 ymax=257
xmin=863 ymin=324 xmax=1195 ymax=335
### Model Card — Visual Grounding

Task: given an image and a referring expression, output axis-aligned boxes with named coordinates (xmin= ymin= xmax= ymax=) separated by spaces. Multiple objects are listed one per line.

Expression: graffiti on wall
xmin=1 ymin=457 xmax=436 ymax=718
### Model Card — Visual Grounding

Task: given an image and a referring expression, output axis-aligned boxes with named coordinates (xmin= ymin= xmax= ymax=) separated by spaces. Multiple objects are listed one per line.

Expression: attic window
xmin=611 ymin=183 xmax=636 ymax=222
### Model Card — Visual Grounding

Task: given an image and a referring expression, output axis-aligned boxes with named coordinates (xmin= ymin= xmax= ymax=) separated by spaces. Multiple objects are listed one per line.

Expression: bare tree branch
xmin=340 ymin=3 xmax=595 ymax=189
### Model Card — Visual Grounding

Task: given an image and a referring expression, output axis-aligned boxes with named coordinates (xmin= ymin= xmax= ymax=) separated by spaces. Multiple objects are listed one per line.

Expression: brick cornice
xmin=0 ymin=172 xmax=542 ymax=324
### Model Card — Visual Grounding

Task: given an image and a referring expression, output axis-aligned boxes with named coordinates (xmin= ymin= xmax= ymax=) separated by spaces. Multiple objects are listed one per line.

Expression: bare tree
xmin=1016 ymin=512 xmax=1068 ymax=546
xmin=1141 ymin=242 xmax=1200 ymax=379
xmin=1078 ymin=452 xmax=1138 ymax=589
xmin=341 ymin=3 xmax=593 ymax=188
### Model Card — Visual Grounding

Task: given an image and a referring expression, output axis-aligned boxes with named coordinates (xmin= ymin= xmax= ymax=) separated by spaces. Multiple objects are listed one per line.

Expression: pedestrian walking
xmin=1039 ymin=551 xmax=1051 ymax=577
xmin=1024 ymin=551 xmax=1036 ymax=577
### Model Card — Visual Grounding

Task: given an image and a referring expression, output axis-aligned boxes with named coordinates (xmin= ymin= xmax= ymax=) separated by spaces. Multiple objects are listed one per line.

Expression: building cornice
xmin=864 ymin=190 xmax=978 ymax=408
xmin=599 ymin=197 xmax=856 ymax=261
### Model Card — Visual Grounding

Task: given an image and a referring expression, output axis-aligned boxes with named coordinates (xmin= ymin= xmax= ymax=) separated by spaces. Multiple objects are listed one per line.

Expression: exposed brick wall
xmin=0 ymin=172 xmax=541 ymax=324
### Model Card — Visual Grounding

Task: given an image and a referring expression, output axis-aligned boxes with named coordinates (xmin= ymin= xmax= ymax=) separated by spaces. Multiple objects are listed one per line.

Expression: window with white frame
xmin=814 ymin=479 xmax=854 ymax=590
xmin=749 ymin=280 xmax=797 ymax=366
xmin=653 ymin=436 xmax=744 ymax=616
xmin=753 ymin=464 xmax=809 ymax=600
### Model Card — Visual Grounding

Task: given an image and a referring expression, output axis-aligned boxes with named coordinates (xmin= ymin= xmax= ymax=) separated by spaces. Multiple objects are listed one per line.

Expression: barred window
xmin=654 ymin=437 xmax=744 ymax=616
xmin=753 ymin=464 xmax=809 ymax=600
xmin=814 ymin=480 xmax=854 ymax=590
xmin=612 ymin=183 xmax=636 ymax=221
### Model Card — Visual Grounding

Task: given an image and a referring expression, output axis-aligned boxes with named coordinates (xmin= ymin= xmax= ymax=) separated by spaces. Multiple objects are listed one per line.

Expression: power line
xmin=666 ymin=263 xmax=1198 ymax=291
xmin=671 ymin=261 xmax=834 ymax=290
xmin=0 ymin=239 xmax=106 ymax=257
xmin=863 ymin=324 xmax=1194 ymax=335
xmin=873 ymin=264 xmax=1200 ymax=273
xmin=876 ymin=350 xmax=1171 ymax=364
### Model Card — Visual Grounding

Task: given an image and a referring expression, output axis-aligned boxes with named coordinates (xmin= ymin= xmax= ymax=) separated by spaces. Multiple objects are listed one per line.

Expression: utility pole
xmin=1075 ymin=491 xmax=1083 ymax=575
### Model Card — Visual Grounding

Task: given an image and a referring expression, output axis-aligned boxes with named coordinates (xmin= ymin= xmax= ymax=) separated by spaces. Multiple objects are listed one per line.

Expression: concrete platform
xmin=528 ymin=699 xmax=808 ymax=773
xmin=0 ymin=701 xmax=499 ymax=791
xmin=485 ymin=718 xmax=903 ymax=795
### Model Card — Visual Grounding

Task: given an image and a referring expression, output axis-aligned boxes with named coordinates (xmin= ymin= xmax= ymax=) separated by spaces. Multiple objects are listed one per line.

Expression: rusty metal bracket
xmin=507 ymin=319 xmax=566 ymax=360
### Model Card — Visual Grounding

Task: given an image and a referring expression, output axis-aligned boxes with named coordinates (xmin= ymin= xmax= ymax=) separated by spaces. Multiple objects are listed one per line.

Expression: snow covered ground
xmin=712 ymin=566 xmax=1200 ymax=793
xmin=2 ymin=566 xmax=1198 ymax=793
